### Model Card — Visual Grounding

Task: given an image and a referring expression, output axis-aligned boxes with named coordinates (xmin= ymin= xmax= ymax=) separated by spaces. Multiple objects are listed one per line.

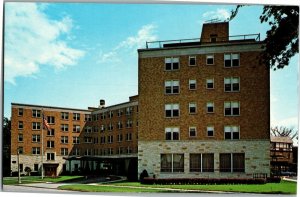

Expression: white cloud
xmin=98 ymin=24 xmax=157 ymax=64
xmin=271 ymin=116 xmax=299 ymax=128
xmin=202 ymin=8 xmax=231 ymax=21
xmin=4 ymin=3 xmax=85 ymax=84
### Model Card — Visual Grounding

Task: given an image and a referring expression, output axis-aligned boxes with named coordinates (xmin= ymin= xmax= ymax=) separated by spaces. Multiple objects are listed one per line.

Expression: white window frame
xmin=206 ymin=78 xmax=214 ymax=89
xmin=165 ymin=57 xmax=180 ymax=71
xmin=189 ymin=102 xmax=197 ymax=114
xmin=224 ymin=101 xmax=240 ymax=116
xmin=32 ymin=134 xmax=40 ymax=143
xmin=47 ymin=116 xmax=55 ymax=124
xmin=61 ymin=136 xmax=69 ymax=144
xmin=73 ymin=125 xmax=81 ymax=133
xmin=32 ymin=147 xmax=40 ymax=155
xmin=207 ymin=102 xmax=214 ymax=113
xmin=165 ymin=127 xmax=180 ymax=140
xmin=207 ymin=126 xmax=214 ymax=137
xmin=61 ymin=148 xmax=68 ymax=156
xmin=165 ymin=80 xmax=180 ymax=94
xmin=47 ymin=141 xmax=55 ymax=148
xmin=73 ymin=136 xmax=80 ymax=144
xmin=32 ymin=109 xmax=41 ymax=118
xmin=18 ymin=121 xmax=23 ymax=129
xmin=61 ymin=112 xmax=69 ymax=120
xmin=224 ymin=53 xmax=240 ymax=67
xmin=189 ymin=56 xmax=196 ymax=66
xmin=32 ymin=122 xmax=41 ymax=130
xmin=189 ymin=126 xmax=197 ymax=137
xmin=61 ymin=124 xmax=69 ymax=132
xmin=189 ymin=79 xmax=197 ymax=90
xmin=165 ymin=103 xmax=180 ymax=118
xmin=224 ymin=77 xmax=240 ymax=92
xmin=224 ymin=126 xmax=240 ymax=140
xmin=73 ymin=113 xmax=80 ymax=121
xmin=206 ymin=54 xmax=214 ymax=65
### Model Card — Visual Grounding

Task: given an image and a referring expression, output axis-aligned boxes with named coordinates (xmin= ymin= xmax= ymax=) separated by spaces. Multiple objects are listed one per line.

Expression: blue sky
xmin=3 ymin=2 xmax=298 ymax=132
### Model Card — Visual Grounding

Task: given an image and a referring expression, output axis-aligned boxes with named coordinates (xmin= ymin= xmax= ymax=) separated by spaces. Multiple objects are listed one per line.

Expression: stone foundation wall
xmin=138 ymin=140 xmax=270 ymax=179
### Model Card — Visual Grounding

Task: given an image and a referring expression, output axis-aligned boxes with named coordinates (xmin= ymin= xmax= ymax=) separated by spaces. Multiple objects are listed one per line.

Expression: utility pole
xmin=17 ymin=148 xmax=21 ymax=184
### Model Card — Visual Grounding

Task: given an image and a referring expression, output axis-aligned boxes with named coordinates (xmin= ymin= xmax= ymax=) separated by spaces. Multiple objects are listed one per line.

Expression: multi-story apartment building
xmin=10 ymin=96 xmax=138 ymax=177
xmin=137 ymin=22 xmax=270 ymax=178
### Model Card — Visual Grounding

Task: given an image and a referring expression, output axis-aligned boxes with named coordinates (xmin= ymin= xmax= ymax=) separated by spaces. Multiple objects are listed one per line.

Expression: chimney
xmin=200 ymin=21 xmax=229 ymax=43
xmin=99 ymin=99 xmax=105 ymax=109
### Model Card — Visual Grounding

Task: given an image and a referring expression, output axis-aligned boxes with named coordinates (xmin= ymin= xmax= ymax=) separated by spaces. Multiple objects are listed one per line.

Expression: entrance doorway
xmin=44 ymin=164 xmax=58 ymax=177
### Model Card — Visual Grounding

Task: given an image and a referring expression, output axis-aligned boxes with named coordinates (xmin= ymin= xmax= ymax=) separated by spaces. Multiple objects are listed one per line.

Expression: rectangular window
xmin=32 ymin=122 xmax=41 ymax=130
xmin=207 ymin=102 xmax=214 ymax=113
xmin=85 ymin=114 xmax=91 ymax=121
xmin=161 ymin=154 xmax=184 ymax=173
xmin=117 ymin=109 xmax=123 ymax=117
xmin=47 ymin=129 xmax=55 ymax=136
xmin=47 ymin=116 xmax=55 ymax=124
xmin=18 ymin=147 xmax=23 ymax=154
xmin=165 ymin=127 xmax=179 ymax=140
xmin=100 ymin=136 xmax=106 ymax=144
xmin=61 ymin=148 xmax=69 ymax=156
xmin=118 ymin=134 xmax=123 ymax=142
xmin=224 ymin=126 xmax=240 ymax=140
xmin=47 ymin=153 xmax=55 ymax=161
xmin=32 ymin=134 xmax=40 ymax=142
xmin=189 ymin=79 xmax=197 ymax=90
xmin=32 ymin=109 xmax=41 ymax=118
xmin=206 ymin=55 xmax=214 ymax=65
xmin=34 ymin=164 xmax=39 ymax=171
xmin=117 ymin=121 xmax=123 ymax=129
xmin=61 ymin=112 xmax=69 ymax=120
xmin=125 ymin=107 xmax=133 ymax=115
xmin=18 ymin=108 xmax=23 ymax=116
xmin=18 ymin=121 xmax=23 ymax=129
xmin=73 ymin=113 xmax=80 ymax=121
xmin=126 ymin=120 xmax=132 ymax=128
xmin=61 ymin=136 xmax=68 ymax=144
xmin=190 ymin=154 xmax=201 ymax=172
xmin=207 ymin=126 xmax=214 ymax=137
xmin=165 ymin=104 xmax=179 ymax=118
xmin=189 ymin=103 xmax=197 ymax=114
xmin=84 ymin=137 xmax=92 ymax=143
xmin=18 ymin=134 xmax=23 ymax=142
xmin=73 ymin=136 xmax=80 ymax=144
xmin=109 ymin=111 xmax=113 ymax=118
xmin=165 ymin=57 xmax=180 ymax=71
xmin=189 ymin=56 xmax=196 ymax=66
xmin=224 ymin=77 xmax=240 ymax=92
xmin=72 ymin=148 xmax=80 ymax=156
xmin=47 ymin=141 xmax=55 ymax=148
xmin=224 ymin=101 xmax=240 ymax=116
xmin=189 ymin=127 xmax=196 ymax=137
xmin=100 ymin=124 xmax=105 ymax=132
xmin=224 ymin=54 xmax=240 ymax=67
xmin=108 ymin=135 xmax=113 ymax=143
xmin=202 ymin=153 xmax=214 ymax=172
xmin=206 ymin=78 xmax=214 ymax=89
xmin=165 ymin=80 xmax=179 ymax=94
xmin=32 ymin=147 xmax=40 ymax=155
xmin=108 ymin=123 xmax=113 ymax=131
xmin=220 ymin=153 xmax=245 ymax=172
xmin=61 ymin=124 xmax=69 ymax=132
xmin=73 ymin=125 xmax=81 ymax=133
xmin=126 ymin=133 xmax=132 ymax=141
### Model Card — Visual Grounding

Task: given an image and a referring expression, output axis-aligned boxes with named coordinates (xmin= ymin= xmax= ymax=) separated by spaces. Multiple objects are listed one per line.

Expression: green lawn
xmin=3 ymin=176 xmax=83 ymax=185
xmin=59 ymin=180 xmax=297 ymax=194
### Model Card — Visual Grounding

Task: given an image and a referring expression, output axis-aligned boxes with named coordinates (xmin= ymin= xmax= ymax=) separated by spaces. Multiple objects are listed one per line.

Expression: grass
xmin=3 ymin=176 xmax=83 ymax=185
xmin=58 ymin=180 xmax=297 ymax=194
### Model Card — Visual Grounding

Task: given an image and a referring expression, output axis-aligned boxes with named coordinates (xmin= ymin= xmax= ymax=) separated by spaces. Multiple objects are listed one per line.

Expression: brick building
xmin=137 ymin=22 xmax=270 ymax=178
xmin=10 ymin=96 xmax=138 ymax=178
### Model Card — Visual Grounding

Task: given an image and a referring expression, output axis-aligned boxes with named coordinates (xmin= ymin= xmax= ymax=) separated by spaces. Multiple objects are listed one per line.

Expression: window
xmin=85 ymin=114 xmax=91 ymax=121
xmin=108 ymin=123 xmax=113 ymax=131
xmin=117 ymin=109 xmax=123 ymax=117
xmin=165 ymin=104 xmax=180 ymax=118
xmin=32 ymin=122 xmax=41 ymax=130
xmin=18 ymin=134 xmax=23 ymax=142
xmin=18 ymin=121 xmax=23 ymax=129
xmin=61 ymin=124 xmax=69 ymax=132
xmin=101 ymin=112 xmax=106 ymax=119
xmin=206 ymin=78 xmax=214 ymax=89
xmin=165 ymin=80 xmax=179 ymax=94
xmin=18 ymin=108 xmax=23 ymax=116
xmin=126 ymin=107 xmax=133 ymax=115
xmin=32 ymin=147 xmax=40 ymax=155
xmin=224 ymin=77 xmax=240 ymax=92
xmin=190 ymin=153 xmax=214 ymax=172
xmin=206 ymin=55 xmax=214 ymax=65
xmin=224 ymin=126 xmax=240 ymax=140
xmin=206 ymin=102 xmax=214 ymax=113
xmin=73 ymin=136 xmax=80 ymax=144
xmin=47 ymin=129 xmax=55 ymax=136
xmin=224 ymin=101 xmax=240 ymax=116
xmin=126 ymin=133 xmax=132 ymax=141
xmin=165 ymin=57 xmax=180 ymax=71
xmin=100 ymin=124 xmax=105 ymax=132
xmin=108 ymin=148 xmax=113 ymax=155
xmin=118 ymin=134 xmax=123 ymax=142
xmin=161 ymin=154 xmax=184 ymax=173
xmin=73 ymin=125 xmax=81 ymax=133
xmin=73 ymin=113 xmax=80 ymax=121
xmin=61 ymin=148 xmax=68 ymax=156
xmin=32 ymin=134 xmax=40 ymax=142
xmin=117 ymin=121 xmax=123 ymax=129
xmin=93 ymin=126 xmax=99 ymax=133
xmin=189 ymin=79 xmax=196 ymax=90
xmin=220 ymin=153 xmax=245 ymax=172
xmin=189 ymin=103 xmax=197 ymax=114
xmin=189 ymin=127 xmax=197 ymax=137
xmin=18 ymin=147 xmax=23 ymax=154
xmin=108 ymin=135 xmax=113 ymax=143
xmin=32 ymin=109 xmax=41 ymax=118
xmin=84 ymin=137 xmax=92 ymax=143
xmin=61 ymin=136 xmax=68 ymax=144
xmin=224 ymin=54 xmax=240 ymax=67
xmin=210 ymin=34 xmax=217 ymax=42
xmin=47 ymin=153 xmax=55 ymax=161
xmin=165 ymin=127 xmax=179 ymax=140
xmin=189 ymin=56 xmax=196 ymax=66
xmin=47 ymin=141 xmax=54 ymax=148
xmin=72 ymin=148 xmax=80 ymax=156
xmin=207 ymin=126 xmax=214 ymax=137
xmin=127 ymin=147 xmax=132 ymax=154
xmin=61 ymin=112 xmax=69 ymax=120
xmin=118 ymin=147 xmax=123 ymax=154
xmin=47 ymin=116 xmax=55 ymax=124
xmin=100 ymin=136 xmax=106 ymax=144
xmin=34 ymin=164 xmax=39 ymax=171
xmin=84 ymin=149 xmax=92 ymax=156
xmin=126 ymin=120 xmax=132 ymax=128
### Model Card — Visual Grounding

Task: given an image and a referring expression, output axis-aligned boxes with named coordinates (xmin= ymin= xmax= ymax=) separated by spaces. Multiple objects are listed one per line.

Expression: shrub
xmin=139 ymin=170 xmax=149 ymax=183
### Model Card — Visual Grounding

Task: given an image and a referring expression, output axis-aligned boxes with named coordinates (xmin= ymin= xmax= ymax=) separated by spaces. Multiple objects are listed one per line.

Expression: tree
xmin=229 ymin=5 xmax=299 ymax=70
xmin=270 ymin=126 xmax=298 ymax=140
xmin=3 ymin=117 xmax=11 ymax=176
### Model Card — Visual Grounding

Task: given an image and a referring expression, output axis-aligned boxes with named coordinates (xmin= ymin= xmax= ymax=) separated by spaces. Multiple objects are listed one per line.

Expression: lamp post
xmin=17 ymin=147 xmax=21 ymax=184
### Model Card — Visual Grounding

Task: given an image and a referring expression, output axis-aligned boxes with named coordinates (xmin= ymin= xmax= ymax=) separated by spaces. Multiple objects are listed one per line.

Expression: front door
xmin=45 ymin=165 xmax=57 ymax=177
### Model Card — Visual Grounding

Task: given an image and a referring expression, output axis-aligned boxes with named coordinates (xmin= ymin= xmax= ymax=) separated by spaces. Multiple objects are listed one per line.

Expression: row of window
xmin=165 ymin=53 xmax=240 ymax=71
xmin=165 ymin=77 xmax=240 ymax=94
xmin=161 ymin=153 xmax=245 ymax=173
xmin=165 ymin=126 xmax=240 ymax=140
xmin=89 ymin=107 xmax=137 ymax=121
xmin=18 ymin=109 xmax=83 ymax=121
xmin=165 ymin=101 xmax=240 ymax=117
